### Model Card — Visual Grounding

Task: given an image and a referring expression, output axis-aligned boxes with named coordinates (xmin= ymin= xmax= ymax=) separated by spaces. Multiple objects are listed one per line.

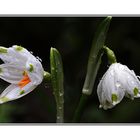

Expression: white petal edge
xmin=0 ymin=82 xmax=37 ymax=104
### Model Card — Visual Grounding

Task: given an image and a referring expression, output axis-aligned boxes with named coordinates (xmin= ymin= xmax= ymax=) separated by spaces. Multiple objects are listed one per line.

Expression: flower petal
xmin=0 ymin=83 xmax=37 ymax=103
xmin=11 ymin=45 xmax=36 ymax=63
xmin=0 ymin=45 xmax=36 ymax=66
xmin=0 ymin=46 xmax=15 ymax=63
xmin=0 ymin=63 xmax=24 ymax=84
xmin=97 ymin=63 xmax=125 ymax=109
xmin=114 ymin=63 xmax=140 ymax=99
xmin=26 ymin=58 xmax=44 ymax=85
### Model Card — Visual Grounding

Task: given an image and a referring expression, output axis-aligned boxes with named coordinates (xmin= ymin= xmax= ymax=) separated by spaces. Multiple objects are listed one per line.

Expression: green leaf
xmin=82 ymin=16 xmax=112 ymax=95
xmin=50 ymin=47 xmax=64 ymax=123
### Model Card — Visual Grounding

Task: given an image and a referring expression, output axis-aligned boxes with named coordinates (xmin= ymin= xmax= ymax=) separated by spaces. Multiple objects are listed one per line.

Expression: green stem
xmin=72 ymin=94 xmax=88 ymax=122
xmin=72 ymin=53 xmax=103 ymax=122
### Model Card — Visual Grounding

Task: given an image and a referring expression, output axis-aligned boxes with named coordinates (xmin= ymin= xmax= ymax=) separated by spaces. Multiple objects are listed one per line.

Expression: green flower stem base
xmin=72 ymin=94 xmax=88 ymax=122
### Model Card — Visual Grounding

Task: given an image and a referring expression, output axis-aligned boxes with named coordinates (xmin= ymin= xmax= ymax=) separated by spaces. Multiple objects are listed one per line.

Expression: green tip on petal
xmin=20 ymin=90 xmax=25 ymax=95
xmin=0 ymin=47 xmax=7 ymax=53
xmin=0 ymin=68 xmax=3 ymax=73
xmin=0 ymin=97 xmax=9 ymax=102
xmin=29 ymin=64 xmax=34 ymax=72
xmin=133 ymin=87 xmax=139 ymax=96
xmin=111 ymin=93 xmax=118 ymax=102
xmin=15 ymin=45 xmax=24 ymax=51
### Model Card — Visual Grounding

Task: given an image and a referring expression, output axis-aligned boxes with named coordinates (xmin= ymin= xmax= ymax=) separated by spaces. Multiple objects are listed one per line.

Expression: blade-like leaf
xmin=82 ymin=16 xmax=112 ymax=95
xmin=50 ymin=47 xmax=64 ymax=123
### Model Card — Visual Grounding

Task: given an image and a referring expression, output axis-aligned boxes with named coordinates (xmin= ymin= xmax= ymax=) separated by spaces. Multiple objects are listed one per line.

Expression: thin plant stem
xmin=72 ymin=94 xmax=88 ymax=122
xmin=72 ymin=53 xmax=103 ymax=122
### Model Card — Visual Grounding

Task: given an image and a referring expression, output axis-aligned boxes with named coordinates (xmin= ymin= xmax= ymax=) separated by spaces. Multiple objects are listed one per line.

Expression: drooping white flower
xmin=97 ymin=63 xmax=140 ymax=110
xmin=0 ymin=45 xmax=44 ymax=103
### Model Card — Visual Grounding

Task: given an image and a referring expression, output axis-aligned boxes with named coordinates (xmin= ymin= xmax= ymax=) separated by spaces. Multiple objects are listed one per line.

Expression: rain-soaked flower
xmin=0 ymin=45 xmax=44 ymax=104
xmin=97 ymin=63 xmax=140 ymax=110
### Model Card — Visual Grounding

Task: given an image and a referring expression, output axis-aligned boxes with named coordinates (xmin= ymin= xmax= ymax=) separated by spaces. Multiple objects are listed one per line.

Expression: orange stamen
xmin=18 ymin=72 xmax=31 ymax=88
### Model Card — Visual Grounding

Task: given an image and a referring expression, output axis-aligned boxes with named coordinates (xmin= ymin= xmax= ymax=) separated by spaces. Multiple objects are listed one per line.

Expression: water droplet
xmin=36 ymin=56 xmax=42 ymax=62
xmin=59 ymin=92 xmax=63 ymax=96
xmin=57 ymin=116 xmax=60 ymax=119
xmin=137 ymin=76 xmax=140 ymax=80
xmin=116 ymin=82 xmax=121 ymax=87
xmin=59 ymin=107 xmax=62 ymax=109
xmin=127 ymin=76 xmax=130 ymax=79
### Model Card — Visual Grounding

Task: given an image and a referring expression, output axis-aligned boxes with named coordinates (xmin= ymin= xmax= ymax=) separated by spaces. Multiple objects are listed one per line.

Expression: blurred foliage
xmin=0 ymin=17 xmax=139 ymax=123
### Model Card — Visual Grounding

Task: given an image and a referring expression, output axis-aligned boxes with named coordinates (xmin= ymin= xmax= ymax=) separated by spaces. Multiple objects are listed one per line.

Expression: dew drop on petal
xmin=137 ymin=76 xmax=140 ymax=80
xmin=30 ymin=51 xmax=33 ymax=54
xmin=36 ymin=56 xmax=42 ymax=62
xmin=116 ymin=82 xmax=121 ymax=88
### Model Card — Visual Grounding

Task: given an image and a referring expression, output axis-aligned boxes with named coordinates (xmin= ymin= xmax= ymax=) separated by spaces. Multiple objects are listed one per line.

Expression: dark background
xmin=0 ymin=17 xmax=139 ymax=123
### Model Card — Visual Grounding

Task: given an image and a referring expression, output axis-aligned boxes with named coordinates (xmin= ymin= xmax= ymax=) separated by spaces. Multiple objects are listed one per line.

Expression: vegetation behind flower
xmin=0 ymin=17 xmax=139 ymax=122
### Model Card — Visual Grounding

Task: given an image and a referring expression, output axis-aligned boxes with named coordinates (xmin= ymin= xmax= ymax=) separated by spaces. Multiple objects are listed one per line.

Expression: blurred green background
xmin=0 ymin=17 xmax=139 ymax=123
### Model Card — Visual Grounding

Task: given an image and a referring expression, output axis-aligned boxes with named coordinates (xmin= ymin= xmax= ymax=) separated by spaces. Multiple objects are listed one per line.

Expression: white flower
xmin=0 ymin=45 xmax=44 ymax=103
xmin=97 ymin=63 xmax=140 ymax=110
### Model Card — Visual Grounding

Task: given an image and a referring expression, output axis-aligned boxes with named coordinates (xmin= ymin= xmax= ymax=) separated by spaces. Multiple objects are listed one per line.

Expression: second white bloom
xmin=97 ymin=63 xmax=140 ymax=110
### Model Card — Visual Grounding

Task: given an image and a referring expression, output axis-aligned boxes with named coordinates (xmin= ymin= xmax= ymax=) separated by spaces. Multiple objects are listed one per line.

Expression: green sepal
xmin=103 ymin=46 xmax=117 ymax=64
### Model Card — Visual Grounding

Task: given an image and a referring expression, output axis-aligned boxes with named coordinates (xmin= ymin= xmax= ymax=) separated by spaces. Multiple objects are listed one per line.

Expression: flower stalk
xmin=103 ymin=46 xmax=117 ymax=64
xmin=50 ymin=47 xmax=64 ymax=123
